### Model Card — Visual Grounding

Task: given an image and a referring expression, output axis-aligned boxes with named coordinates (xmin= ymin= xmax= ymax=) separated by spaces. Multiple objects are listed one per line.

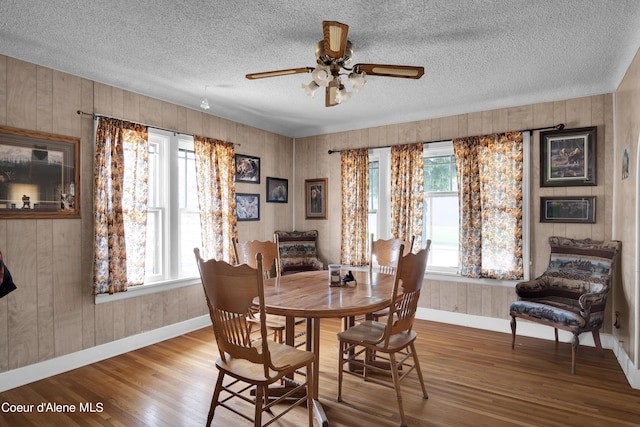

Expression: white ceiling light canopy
xmin=246 ymin=21 xmax=424 ymax=107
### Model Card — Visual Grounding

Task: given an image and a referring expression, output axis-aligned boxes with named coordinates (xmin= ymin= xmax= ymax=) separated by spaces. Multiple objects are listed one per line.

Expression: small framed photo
xmin=305 ymin=178 xmax=327 ymax=219
xmin=0 ymin=125 xmax=80 ymax=219
xmin=266 ymin=177 xmax=288 ymax=203
xmin=235 ymin=154 xmax=260 ymax=184
xmin=540 ymin=126 xmax=596 ymax=187
xmin=236 ymin=193 xmax=260 ymax=221
xmin=540 ymin=196 xmax=596 ymax=223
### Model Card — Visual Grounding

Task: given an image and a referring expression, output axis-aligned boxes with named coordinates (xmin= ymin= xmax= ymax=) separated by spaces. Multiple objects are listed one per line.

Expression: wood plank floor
xmin=1 ymin=319 xmax=639 ymax=427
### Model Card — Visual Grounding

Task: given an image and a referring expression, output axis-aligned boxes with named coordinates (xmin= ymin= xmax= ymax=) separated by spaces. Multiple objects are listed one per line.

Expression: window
xmin=368 ymin=136 xmax=530 ymax=279
xmin=422 ymin=142 xmax=459 ymax=271
xmin=368 ymin=159 xmax=379 ymax=212
xmin=146 ymin=129 xmax=202 ymax=284
xmin=368 ymin=147 xmax=391 ymax=242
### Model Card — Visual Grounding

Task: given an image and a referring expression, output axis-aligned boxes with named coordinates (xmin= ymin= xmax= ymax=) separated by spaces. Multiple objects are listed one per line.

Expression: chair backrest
xmin=194 ymin=248 xmax=271 ymax=374
xmin=384 ymin=240 xmax=431 ymax=342
xmin=274 ymin=230 xmax=324 ymax=274
xmin=543 ymin=236 xmax=622 ymax=294
xmin=234 ymin=238 xmax=281 ymax=279
xmin=370 ymin=236 xmax=415 ymax=275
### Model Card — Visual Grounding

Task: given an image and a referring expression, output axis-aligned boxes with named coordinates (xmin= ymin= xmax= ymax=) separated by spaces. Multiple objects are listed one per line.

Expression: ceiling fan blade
xmin=325 ymin=82 xmax=339 ymax=107
xmin=246 ymin=67 xmax=313 ymax=80
xmin=353 ymin=64 xmax=425 ymax=79
xmin=323 ymin=21 xmax=349 ymax=59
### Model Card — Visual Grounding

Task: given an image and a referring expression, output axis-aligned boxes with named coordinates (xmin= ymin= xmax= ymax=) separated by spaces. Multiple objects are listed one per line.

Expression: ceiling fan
xmin=246 ymin=21 xmax=425 ymax=107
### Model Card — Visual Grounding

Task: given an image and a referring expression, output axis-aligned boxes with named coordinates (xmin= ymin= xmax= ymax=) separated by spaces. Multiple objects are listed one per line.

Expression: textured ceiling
xmin=1 ymin=1 xmax=640 ymax=138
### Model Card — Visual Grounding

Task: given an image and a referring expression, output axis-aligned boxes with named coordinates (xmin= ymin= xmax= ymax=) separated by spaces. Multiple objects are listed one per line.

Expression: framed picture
xmin=540 ymin=126 xmax=596 ymax=187
xmin=540 ymin=196 xmax=596 ymax=223
xmin=0 ymin=125 xmax=80 ymax=219
xmin=305 ymin=178 xmax=327 ymax=219
xmin=236 ymin=193 xmax=260 ymax=221
xmin=235 ymin=154 xmax=260 ymax=184
xmin=266 ymin=177 xmax=288 ymax=203
xmin=622 ymin=145 xmax=630 ymax=180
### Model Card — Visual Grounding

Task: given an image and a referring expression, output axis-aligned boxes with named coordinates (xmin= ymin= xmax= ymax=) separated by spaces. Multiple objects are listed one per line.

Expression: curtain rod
xmin=327 ymin=123 xmax=565 ymax=154
xmin=76 ymin=110 xmax=240 ymax=146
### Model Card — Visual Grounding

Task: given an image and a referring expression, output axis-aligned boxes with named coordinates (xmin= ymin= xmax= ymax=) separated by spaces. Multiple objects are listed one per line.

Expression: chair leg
xmin=510 ymin=316 xmax=516 ymax=349
xmin=571 ymin=333 xmax=579 ymax=374
xmin=388 ymin=352 xmax=407 ymax=427
xmin=592 ymin=329 xmax=604 ymax=353
xmin=208 ymin=372 xmax=225 ymax=427
xmin=336 ymin=340 xmax=345 ymax=402
xmin=307 ymin=361 xmax=314 ymax=427
xmin=410 ymin=342 xmax=428 ymax=399
xmin=254 ymin=385 xmax=263 ymax=427
xmin=554 ymin=328 xmax=559 ymax=344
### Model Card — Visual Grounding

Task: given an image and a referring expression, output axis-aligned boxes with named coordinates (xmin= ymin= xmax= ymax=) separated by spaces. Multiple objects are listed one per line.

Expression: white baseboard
xmin=0 ymin=315 xmax=212 ymax=392
xmin=612 ymin=337 xmax=640 ymax=389
xmin=416 ymin=308 xmax=639 ymax=389
xmin=2 ymin=310 xmax=638 ymax=392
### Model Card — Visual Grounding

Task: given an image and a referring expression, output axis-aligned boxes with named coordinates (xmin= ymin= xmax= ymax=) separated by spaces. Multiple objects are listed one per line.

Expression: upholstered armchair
xmin=274 ymin=230 xmax=324 ymax=275
xmin=509 ymin=236 xmax=622 ymax=374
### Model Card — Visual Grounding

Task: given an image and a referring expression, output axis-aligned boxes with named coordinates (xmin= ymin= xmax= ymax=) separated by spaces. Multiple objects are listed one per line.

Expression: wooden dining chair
xmin=233 ymin=238 xmax=286 ymax=343
xmin=337 ymin=244 xmax=430 ymax=427
xmin=234 ymin=237 xmax=306 ymax=347
xmin=369 ymin=235 xmax=417 ymax=322
xmin=194 ymin=248 xmax=315 ymax=427
xmin=369 ymin=235 xmax=415 ymax=275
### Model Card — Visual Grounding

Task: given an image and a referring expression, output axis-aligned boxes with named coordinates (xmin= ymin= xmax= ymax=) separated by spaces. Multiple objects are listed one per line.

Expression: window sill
xmin=425 ymin=270 xmax=521 ymax=287
xmin=344 ymin=266 xmax=522 ymax=287
xmin=94 ymin=276 xmax=201 ymax=304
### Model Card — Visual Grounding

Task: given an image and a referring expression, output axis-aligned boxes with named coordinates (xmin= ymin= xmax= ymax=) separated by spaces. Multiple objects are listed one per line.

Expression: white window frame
xmin=95 ymin=128 xmax=201 ymax=304
xmin=368 ymin=133 xmax=530 ymax=285
xmin=422 ymin=141 xmax=460 ymax=275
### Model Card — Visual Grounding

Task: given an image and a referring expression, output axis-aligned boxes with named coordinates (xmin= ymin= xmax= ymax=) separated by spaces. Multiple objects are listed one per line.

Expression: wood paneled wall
xmin=295 ymin=94 xmax=615 ymax=326
xmin=614 ymin=47 xmax=640 ymax=362
xmin=0 ymin=55 xmax=294 ymax=373
xmin=0 ymin=51 xmax=625 ymax=377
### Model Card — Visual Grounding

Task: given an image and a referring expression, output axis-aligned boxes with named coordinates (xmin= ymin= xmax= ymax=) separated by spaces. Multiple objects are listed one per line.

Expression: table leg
xmin=285 ymin=316 xmax=295 ymax=346
xmin=310 ymin=317 xmax=329 ymax=427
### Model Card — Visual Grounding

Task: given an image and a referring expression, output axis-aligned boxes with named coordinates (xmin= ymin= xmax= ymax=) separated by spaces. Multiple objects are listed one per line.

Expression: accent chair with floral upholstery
xmin=274 ymin=230 xmax=324 ymax=275
xmin=509 ymin=236 xmax=622 ymax=374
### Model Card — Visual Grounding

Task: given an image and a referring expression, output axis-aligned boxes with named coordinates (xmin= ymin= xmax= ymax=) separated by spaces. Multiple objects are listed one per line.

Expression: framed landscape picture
xmin=540 ymin=126 xmax=596 ymax=187
xmin=236 ymin=193 xmax=260 ymax=221
xmin=0 ymin=125 xmax=80 ymax=219
xmin=305 ymin=178 xmax=327 ymax=219
xmin=266 ymin=177 xmax=288 ymax=203
xmin=540 ymin=196 xmax=596 ymax=223
xmin=235 ymin=154 xmax=260 ymax=184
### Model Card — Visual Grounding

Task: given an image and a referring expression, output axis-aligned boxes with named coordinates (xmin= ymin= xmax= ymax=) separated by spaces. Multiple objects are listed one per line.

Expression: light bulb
xmin=200 ymin=98 xmax=210 ymax=110
xmin=312 ymin=65 xmax=333 ymax=87
xmin=335 ymin=85 xmax=352 ymax=104
xmin=348 ymin=71 xmax=367 ymax=92
xmin=302 ymin=81 xmax=320 ymax=98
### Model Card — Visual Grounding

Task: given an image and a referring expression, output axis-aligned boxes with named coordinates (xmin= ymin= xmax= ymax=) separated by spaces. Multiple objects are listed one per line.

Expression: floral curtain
xmin=194 ymin=136 xmax=237 ymax=263
xmin=453 ymin=132 xmax=524 ymax=280
xmin=340 ymin=148 xmax=369 ymax=266
xmin=390 ymin=143 xmax=424 ymax=250
xmin=93 ymin=118 xmax=148 ymax=294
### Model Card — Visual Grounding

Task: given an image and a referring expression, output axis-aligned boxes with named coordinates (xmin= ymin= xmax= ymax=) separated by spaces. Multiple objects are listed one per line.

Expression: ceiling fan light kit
xmin=246 ymin=21 xmax=424 ymax=107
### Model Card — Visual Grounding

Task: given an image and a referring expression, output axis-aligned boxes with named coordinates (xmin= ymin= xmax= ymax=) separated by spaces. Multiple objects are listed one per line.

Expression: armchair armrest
xmin=578 ymin=290 xmax=608 ymax=315
xmin=514 ymin=277 xmax=549 ymax=298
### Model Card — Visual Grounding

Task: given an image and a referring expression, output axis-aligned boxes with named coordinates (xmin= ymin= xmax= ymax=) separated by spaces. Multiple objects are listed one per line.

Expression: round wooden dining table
xmin=262 ymin=269 xmax=395 ymax=427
